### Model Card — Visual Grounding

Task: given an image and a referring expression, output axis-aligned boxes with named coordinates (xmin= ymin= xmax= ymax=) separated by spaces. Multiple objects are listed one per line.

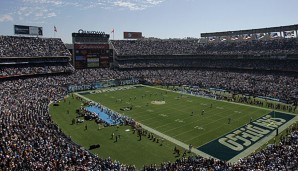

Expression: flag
xmin=54 ymin=26 xmax=57 ymax=32
xmin=256 ymin=33 xmax=265 ymax=40
xmin=231 ymin=35 xmax=239 ymax=41
xmin=243 ymin=34 xmax=251 ymax=40
xmin=284 ymin=31 xmax=294 ymax=38
xmin=111 ymin=28 xmax=114 ymax=33
xmin=270 ymin=32 xmax=279 ymax=38
xmin=208 ymin=37 xmax=216 ymax=42
xmin=220 ymin=37 xmax=227 ymax=41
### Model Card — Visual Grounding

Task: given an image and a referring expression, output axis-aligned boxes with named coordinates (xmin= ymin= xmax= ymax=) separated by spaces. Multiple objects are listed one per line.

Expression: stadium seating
xmin=111 ymin=38 xmax=298 ymax=56
xmin=0 ymin=69 xmax=297 ymax=170
xmin=111 ymin=38 xmax=298 ymax=73
xmin=0 ymin=36 xmax=73 ymax=77
xmin=0 ymin=36 xmax=71 ymax=57
xmin=0 ymin=35 xmax=297 ymax=170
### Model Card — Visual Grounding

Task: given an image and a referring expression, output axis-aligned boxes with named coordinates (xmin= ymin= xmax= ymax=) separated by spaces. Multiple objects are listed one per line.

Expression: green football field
xmin=50 ymin=85 xmax=295 ymax=168
xmin=83 ymin=85 xmax=269 ymax=147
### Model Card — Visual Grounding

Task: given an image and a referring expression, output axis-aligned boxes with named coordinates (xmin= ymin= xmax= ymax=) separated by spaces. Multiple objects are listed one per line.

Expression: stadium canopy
xmin=201 ymin=24 xmax=298 ymax=37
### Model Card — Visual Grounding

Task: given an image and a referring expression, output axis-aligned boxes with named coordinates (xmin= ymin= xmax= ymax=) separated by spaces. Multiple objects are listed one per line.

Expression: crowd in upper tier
xmin=0 ymin=36 xmax=71 ymax=57
xmin=111 ymin=38 xmax=298 ymax=56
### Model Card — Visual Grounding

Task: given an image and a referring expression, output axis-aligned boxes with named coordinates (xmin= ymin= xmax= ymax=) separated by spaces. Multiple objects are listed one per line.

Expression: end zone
xmin=198 ymin=111 xmax=296 ymax=162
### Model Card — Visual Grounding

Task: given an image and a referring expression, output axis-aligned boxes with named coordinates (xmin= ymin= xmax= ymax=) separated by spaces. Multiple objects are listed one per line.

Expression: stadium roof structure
xmin=201 ymin=24 xmax=298 ymax=37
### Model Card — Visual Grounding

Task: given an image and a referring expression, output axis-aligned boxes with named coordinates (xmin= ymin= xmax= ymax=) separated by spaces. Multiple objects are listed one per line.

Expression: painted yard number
xmin=194 ymin=126 xmax=204 ymax=130
xmin=175 ymin=119 xmax=184 ymax=123
xmin=159 ymin=114 xmax=168 ymax=117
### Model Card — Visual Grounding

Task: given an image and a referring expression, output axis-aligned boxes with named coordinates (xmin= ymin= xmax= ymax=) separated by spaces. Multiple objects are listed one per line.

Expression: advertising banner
xmin=123 ymin=32 xmax=142 ymax=39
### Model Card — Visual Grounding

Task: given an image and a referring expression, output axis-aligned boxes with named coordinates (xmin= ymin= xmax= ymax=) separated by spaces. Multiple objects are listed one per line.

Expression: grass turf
xmin=84 ymin=85 xmax=270 ymax=147
xmin=50 ymin=93 xmax=189 ymax=169
xmin=50 ymin=85 xmax=274 ymax=167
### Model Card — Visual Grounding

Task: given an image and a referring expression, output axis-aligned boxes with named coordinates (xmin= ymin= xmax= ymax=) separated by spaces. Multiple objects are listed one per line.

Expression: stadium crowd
xmin=196 ymin=38 xmax=298 ymax=56
xmin=111 ymin=38 xmax=298 ymax=56
xmin=111 ymin=39 xmax=198 ymax=56
xmin=0 ymin=68 xmax=297 ymax=170
xmin=0 ymin=35 xmax=297 ymax=170
xmin=0 ymin=36 xmax=71 ymax=57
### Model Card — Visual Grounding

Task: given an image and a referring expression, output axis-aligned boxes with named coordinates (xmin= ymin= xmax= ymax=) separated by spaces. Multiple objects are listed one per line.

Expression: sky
xmin=0 ymin=0 xmax=298 ymax=43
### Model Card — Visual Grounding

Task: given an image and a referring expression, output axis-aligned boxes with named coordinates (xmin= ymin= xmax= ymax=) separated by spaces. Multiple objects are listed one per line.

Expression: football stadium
xmin=1 ymin=6 xmax=298 ymax=170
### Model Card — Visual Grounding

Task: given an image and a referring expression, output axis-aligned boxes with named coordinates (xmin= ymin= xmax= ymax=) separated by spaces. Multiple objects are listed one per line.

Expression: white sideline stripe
xmin=74 ymin=92 xmax=217 ymax=160
xmin=139 ymin=123 xmax=218 ymax=159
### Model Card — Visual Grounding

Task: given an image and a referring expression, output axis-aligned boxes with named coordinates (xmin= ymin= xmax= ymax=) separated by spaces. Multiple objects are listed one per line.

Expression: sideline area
xmin=85 ymin=106 xmax=121 ymax=125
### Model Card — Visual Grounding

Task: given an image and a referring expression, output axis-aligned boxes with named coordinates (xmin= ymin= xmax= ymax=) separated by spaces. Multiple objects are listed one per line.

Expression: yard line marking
xmin=154 ymin=121 xmax=174 ymax=129
xmin=183 ymin=108 xmax=260 ymax=142
xmin=171 ymin=106 xmax=257 ymax=138
xmin=161 ymin=103 xmax=245 ymax=134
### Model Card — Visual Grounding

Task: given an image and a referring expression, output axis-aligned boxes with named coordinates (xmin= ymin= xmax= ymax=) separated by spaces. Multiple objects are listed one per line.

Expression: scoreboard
xmin=72 ymin=30 xmax=112 ymax=69
xmin=74 ymin=44 xmax=111 ymax=69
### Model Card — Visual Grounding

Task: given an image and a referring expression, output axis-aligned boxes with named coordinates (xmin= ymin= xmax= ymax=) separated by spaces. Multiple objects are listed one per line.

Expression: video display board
xmin=74 ymin=44 xmax=111 ymax=69
xmin=14 ymin=25 xmax=43 ymax=36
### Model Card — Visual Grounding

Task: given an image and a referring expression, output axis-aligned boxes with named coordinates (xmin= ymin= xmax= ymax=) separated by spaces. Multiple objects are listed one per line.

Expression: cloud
xmin=11 ymin=0 xmax=166 ymax=22
xmin=16 ymin=6 xmax=58 ymax=21
xmin=22 ymin=0 xmax=63 ymax=6
xmin=17 ymin=7 xmax=32 ymax=17
xmin=0 ymin=14 xmax=13 ymax=22
xmin=113 ymin=1 xmax=145 ymax=11
xmin=47 ymin=12 xmax=56 ymax=18
xmin=112 ymin=0 xmax=166 ymax=11
xmin=146 ymin=0 xmax=164 ymax=5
